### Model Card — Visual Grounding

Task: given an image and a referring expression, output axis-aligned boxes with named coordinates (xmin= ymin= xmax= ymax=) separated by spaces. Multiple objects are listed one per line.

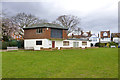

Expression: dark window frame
xmin=51 ymin=29 xmax=63 ymax=38
xmin=82 ymin=41 xmax=87 ymax=45
xmin=36 ymin=28 xmax=43 ymax=34
xmin=36 ymin=41 xmax=42 ymax=45
xmin=63 ymin=41 xmax=69 ymax=46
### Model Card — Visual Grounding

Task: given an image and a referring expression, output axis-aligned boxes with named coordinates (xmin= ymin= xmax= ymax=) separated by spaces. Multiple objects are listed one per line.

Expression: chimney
xmin=98 ymin=33 xmax=99 ymax=37
xmin=89 ymin=31 xmax=91 ymax=34
xmin=81 ymin=30 xmax=83 ymax=35
xmin=89 ymin=31 xmax=91 ymax=36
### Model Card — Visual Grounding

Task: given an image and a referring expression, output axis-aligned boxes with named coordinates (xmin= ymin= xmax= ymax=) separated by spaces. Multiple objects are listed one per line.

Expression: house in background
xmin=68 ymin=31 xmax=92 ymax=39
xmin=11 ymin=32 xmax=23 ymax=40
xmin=23 ymin=23 xmax=91 ymax=50
xmin=89 ymin=34 xmax=99 ymax=47
xmin=100 ymin=30 xmax=111 ymax=45
xmin=111 ymin=33 xmax=120 ymax=43
xmin=80 ymin=31 xmax=92 ymax=39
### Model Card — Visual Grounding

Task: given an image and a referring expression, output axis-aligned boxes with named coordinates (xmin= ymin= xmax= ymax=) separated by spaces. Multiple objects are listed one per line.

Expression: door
xmin=73 ymin=42 xmax=79 ymax=47
xmin=52 ymin=41 xmax=55 ymax=48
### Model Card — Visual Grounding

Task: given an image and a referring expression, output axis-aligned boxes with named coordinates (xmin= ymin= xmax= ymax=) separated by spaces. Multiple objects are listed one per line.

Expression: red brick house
xmin=100 ymin=30 xmax=111 ymax=43
xmin=11 ymin=32 xmax=23 ymax=40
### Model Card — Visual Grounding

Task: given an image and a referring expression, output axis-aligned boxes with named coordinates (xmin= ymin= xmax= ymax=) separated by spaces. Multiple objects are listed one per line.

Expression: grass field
xmin=2 ymin=48 xmax=118 ymax=78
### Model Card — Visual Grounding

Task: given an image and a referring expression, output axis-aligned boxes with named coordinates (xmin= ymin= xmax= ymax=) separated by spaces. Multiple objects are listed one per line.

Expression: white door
xmin=73 ymin=42 xmax=79 ymax=47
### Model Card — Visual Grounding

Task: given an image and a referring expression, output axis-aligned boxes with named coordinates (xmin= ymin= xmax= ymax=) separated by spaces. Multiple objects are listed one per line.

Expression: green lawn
xmin=2 ymin=48 xmax=118 ymax=78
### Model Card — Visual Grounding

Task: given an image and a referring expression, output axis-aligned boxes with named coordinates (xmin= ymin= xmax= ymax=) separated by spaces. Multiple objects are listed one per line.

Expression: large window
xmin=63 ymin=41 xmax=69 ymax=46
xmin=82 ymin=41 xmax=87 ymax=46
xmin=51 ymin=29 xmax=63 ymax=38
xmin=36 ymin=28 xmax=42 ymax=33
xmin=114 ymin=39 xmax=118 ymax=42
xmin=36 ymin=41 xmax=42 ymax=45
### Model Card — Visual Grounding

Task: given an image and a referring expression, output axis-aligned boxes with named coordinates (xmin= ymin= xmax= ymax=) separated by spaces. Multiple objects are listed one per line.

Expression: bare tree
xmin=53 ymin=15 xmax=80 ymax=33
xmin=11 ymin=12 xmax=48 ymax=36
xmin=74 ymin=27 xmax=81 ymax=35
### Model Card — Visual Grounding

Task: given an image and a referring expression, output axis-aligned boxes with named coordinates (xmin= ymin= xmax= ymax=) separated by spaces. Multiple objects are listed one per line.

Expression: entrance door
xmin=52 ymin=41 xmax=55 ymax=48
xmin=73 ymin=42 xmax=79 ymax=47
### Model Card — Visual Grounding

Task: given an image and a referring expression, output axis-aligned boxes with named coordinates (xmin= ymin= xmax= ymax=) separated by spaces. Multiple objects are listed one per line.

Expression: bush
xmin=106 ymin=43 xmax=110 ymax=48
xmin=2 ymin=41 xmax=9 ymax=49
xmin=95 ymin=42 xmax=118 ymax=48
xmin=9 ymin=40 xmax=18 ymax=47
xmin=99 ymin=43 xmax=105 ymax=47
xmin=95 ymin=43 xmax=105 ymax=47
xmin=17 ymin=40 xmax=24 ymax=48
xmin=0 ymin=41 xmax=2 ymax=49
xmin=109 ymin=42 xmax=118 ymax=47
xmin=1 ymin=40 xmax=24 ymax=49
xmin=95 ymin=43 xmax=100 ymax=47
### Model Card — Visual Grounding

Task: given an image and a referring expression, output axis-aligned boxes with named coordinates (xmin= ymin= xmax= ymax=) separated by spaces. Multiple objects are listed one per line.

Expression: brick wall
xmin=24 ymin=28 xmax=68 ymax=39
xmin=24 ymin=28 xmax=51 ymax=39
xmin=62 ymin=30 xmax=68 ymax=39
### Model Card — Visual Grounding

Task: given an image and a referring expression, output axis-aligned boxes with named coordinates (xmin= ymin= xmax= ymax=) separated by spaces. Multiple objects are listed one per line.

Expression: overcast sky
xmin=2 ymin=0 xmax=119 ymax=35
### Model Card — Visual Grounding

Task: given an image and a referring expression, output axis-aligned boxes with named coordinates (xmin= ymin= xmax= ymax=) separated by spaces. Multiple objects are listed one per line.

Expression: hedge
xmin=95 ymin=43 xmax=106 ymax=47
xmin=108 ymin=42 xmax=118 ymax=47
xmin=1 ymin=40 xmax=24 ymax=49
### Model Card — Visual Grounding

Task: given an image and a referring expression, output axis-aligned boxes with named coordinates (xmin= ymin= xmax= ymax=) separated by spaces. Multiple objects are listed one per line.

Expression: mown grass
xmin=2 ymin=48 xmax=118 ymax=78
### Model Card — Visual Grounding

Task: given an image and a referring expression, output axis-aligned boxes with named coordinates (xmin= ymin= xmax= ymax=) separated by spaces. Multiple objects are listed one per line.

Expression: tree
xmin=53 ymin=15 xmax=80 ymax=34
xmin=11 ymin=13 xmax=48 ymax=36
xmin=1 ymin=10 xmax=18 ymax=41
xmin=2 ymin=17 xmax=18 ymax=41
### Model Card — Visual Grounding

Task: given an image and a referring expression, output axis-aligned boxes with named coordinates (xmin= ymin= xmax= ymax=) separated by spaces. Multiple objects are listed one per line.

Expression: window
xmin=51 ymin=29 xmax=63 ymax=38
xmin=92 ymin=38 xmax=97 ymax=42
xmin=114 ymin=39 xmax=118 ymax=42
xmin=103 ymin=32 xmax=108 ymax=36
xmin=63 ymin=41 xmax=69 ymax=46
xmin=82 ymin=41 xmax=87 ymax=45
xmin=36 ymin=41 xmax=42 ymax=45
xmin=36 ymin=28 xmax=42 ymax=33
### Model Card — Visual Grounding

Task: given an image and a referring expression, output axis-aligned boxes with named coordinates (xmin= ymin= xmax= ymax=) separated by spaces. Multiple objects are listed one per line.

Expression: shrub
xmin=0 ymin=41 xmax=2 ymax=49
xmin=95 ymin=43 xmax=100 ymax=47
xmin=106 ymin=43 xmax=110 ymax=48
xmin=2 ymin=41 xmax=9 ymax=49
xmin=9 ymin=40 xmax=18 ymax=47
xmin=1 ymin=40 xmax=24 ymax=49
xmin=17 ymin=40 xmax=24 ymax=48
xmin=99 ymin=43 xmax=105 ymax=47
xmin=109 ymin=42 xmax=118 ymax=47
